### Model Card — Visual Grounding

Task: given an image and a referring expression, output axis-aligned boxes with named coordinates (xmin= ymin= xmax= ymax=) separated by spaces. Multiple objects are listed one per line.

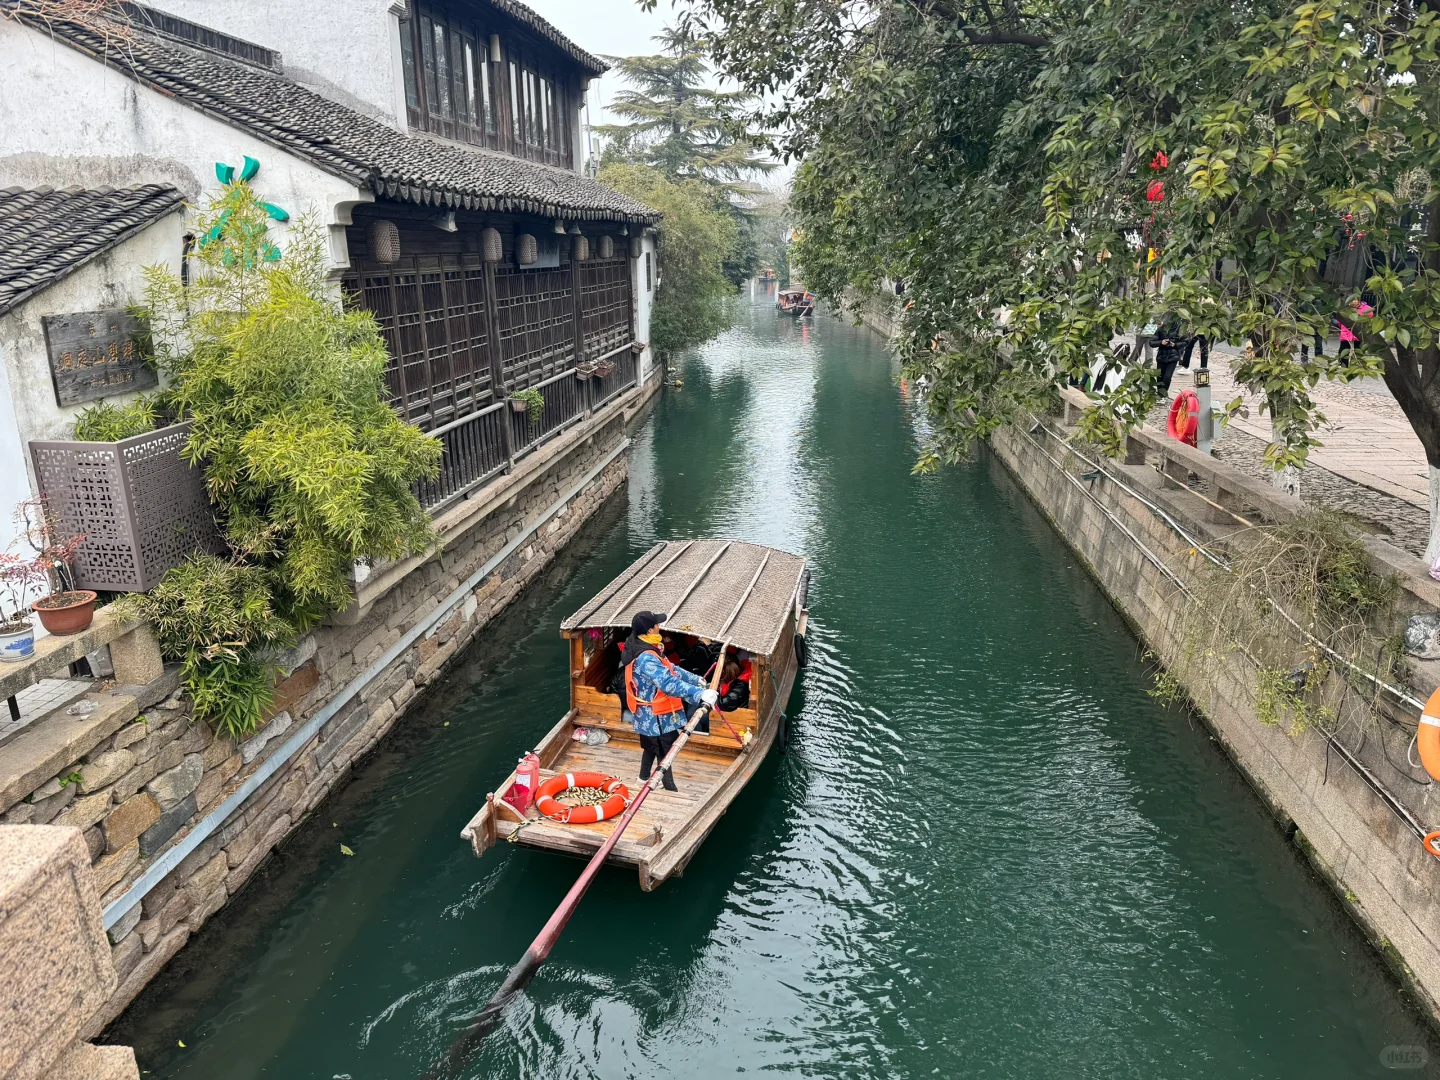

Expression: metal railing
xmin=417 ymin=345 xmax=641 ymax=512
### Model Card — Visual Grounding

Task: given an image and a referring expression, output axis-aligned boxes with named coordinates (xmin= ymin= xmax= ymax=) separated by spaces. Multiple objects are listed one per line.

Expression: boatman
xmin=622 ymin=610 xmax=718 ymax=792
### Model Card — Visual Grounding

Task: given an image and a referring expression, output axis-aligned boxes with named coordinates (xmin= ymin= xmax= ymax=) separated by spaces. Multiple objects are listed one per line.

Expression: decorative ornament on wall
xmin=516 ymin=233 xmax=537 ymax=266
xmin=572 ymin=235 xmax=589 ymax=262
xmin=597 ymin=235 xmax=614 ymax=259
xmin=629 ymin=235 xmax=643 ymax=259
xmin=202 ymin=156 xmax=290 ymax=264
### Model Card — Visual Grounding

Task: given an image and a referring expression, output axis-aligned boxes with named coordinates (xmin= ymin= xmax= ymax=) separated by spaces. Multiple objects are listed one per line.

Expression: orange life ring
xmin=1167 ymin=389 xmax=1200 ymax=447
xmin=1425 ymin=832 xmax=1440 ymax=859
xmin=1415 ymin=687 xmax=1440 ymax=782
xmin=533 ymin=772 xmax=630 ymax=824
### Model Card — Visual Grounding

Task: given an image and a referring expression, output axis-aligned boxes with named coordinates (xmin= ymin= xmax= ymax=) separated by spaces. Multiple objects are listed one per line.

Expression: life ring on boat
xmin=1424 ymin=831 xmax=1440 ymax=859
xmin=1414 ymin=686 xmax=1440 ymax=782
xmin=533 ymin=772 xmax=630 ymax=824
xmin=1167 ymin=390 xmax=1200 ymax=447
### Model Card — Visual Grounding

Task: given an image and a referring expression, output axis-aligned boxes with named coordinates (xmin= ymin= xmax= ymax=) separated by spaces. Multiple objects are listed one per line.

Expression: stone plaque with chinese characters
xmin=41 ymin=309 xmax=157 ymax=407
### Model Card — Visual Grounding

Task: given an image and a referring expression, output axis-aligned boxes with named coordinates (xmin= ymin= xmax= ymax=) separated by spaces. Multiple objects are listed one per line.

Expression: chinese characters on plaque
xmin=42 ymin=309 xmax=158 ymax=407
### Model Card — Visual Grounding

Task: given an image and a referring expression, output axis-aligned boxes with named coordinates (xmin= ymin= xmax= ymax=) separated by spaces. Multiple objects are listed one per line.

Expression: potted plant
xmin=509 ymin=388 xmax=545 ymax=427
xmin=12 ymin=499 xmax=93 ymax=635
xmin=594 ymin=358 xmax=616 ymax=379
xmin=575 ymin=361 xmax=597 ymax=380
xmin=0 ymin=552 xmax=44 ymax=662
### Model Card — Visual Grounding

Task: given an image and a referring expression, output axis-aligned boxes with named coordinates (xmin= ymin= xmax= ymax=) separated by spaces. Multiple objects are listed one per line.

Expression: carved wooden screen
xmin=493 ymin=266 xmax=575 ymax=388
xmin=343 ymin=253 xmax=494 ymax=431
xmin=579 ymin=257 xmax=632 ymax=356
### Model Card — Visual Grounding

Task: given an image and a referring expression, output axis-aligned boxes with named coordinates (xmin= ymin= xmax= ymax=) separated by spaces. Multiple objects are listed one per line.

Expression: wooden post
xmin=570 ymin=247 xmax=589 ymax=414
xmin=483 ymin=256 xmax=514 ymax=472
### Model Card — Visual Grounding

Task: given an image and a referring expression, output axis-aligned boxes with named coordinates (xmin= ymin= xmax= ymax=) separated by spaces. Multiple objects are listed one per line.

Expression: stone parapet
xmin=0 ymin=825 xmax=138 ymax=1080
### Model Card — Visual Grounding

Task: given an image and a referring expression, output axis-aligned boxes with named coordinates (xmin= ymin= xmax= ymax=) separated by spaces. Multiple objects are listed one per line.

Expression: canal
xmin=109 ymin=284 xmax=1437 ymax=1078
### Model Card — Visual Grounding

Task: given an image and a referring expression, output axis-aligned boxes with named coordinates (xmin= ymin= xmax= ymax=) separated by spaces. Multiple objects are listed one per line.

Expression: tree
xmin=598 ymin=163 xmax=738 ymax=353
xmin=595 ymin=25 xmax=773 ymax=186
xmin=127 ymin=182 xmax=441 ymax=735
xmin=670 ymin=0 xmax=1440 ymax=560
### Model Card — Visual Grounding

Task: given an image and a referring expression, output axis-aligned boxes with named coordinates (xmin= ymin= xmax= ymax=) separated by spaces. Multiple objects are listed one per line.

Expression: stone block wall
xmin=989 ymin=415 xmax=1440 ymax=1026
xmin=0 ymin=382 xmax=652 ymax=1041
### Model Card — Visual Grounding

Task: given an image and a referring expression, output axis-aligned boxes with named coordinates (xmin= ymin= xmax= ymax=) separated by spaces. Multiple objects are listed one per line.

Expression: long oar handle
xmin=421 ymin=645 xmax=730 ymax=1078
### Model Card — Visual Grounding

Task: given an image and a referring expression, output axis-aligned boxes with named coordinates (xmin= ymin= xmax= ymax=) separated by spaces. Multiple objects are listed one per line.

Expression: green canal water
xmin=109 ymin=284 xmax=1438 ymax=1079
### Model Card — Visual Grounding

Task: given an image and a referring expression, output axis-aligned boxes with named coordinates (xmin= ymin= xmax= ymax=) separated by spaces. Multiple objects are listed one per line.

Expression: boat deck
xmin=492 ymin=731 xmax=736 ymax=864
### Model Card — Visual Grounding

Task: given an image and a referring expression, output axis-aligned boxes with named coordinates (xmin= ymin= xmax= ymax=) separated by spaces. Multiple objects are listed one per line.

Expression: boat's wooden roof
xmin=560 ymin=539 xmax=806 ymax=656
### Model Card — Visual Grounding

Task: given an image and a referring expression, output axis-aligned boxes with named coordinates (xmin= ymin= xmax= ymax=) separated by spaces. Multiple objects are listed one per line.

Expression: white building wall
xmin=0 ymin=20 xmax=373 ymax=272
xmin=0 ymin=217 xmax=184 ymax=552
xmin=634 ymin=232 xmax=658 ymax=382
xmin=142 ymin=0 xmax=405 ymax=126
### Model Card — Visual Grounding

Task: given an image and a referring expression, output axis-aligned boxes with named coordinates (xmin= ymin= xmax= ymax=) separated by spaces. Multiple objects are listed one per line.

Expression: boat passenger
xmin=623 ymin=611 xmax=719 ymax=792
xmin=718 ymin=650 xmax=752 ymax=712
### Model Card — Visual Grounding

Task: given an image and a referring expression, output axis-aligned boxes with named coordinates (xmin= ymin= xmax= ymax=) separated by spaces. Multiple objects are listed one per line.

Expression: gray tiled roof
xmin=0 ymin=185 xmax=185 ymax=317
xmin=19 ymin=11 xmax=659 ymax=225
xmin=484 ymin=0 xmax=608 ymax=76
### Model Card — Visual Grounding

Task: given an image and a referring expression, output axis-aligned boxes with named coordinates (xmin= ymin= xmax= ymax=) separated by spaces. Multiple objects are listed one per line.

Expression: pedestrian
xmin=621 ymin=611 xmax=718 ymax=791
xmin=1149 ymin=312 xmax=1190 ymax=395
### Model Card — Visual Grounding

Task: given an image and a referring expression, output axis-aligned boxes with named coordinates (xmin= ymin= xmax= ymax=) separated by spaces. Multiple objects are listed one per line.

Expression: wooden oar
xmin=421 ymin=647 xmax=730 ymax=1078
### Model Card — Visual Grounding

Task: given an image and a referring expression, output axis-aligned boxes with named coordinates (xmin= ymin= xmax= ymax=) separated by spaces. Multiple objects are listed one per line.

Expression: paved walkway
xmin=1168 ymin=343 xmax=1431 ymax=507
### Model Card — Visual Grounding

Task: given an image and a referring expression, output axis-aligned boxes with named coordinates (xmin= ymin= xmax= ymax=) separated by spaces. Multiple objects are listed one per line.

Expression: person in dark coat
xmin=1149 ymin=312 xmax=1191 ymax=395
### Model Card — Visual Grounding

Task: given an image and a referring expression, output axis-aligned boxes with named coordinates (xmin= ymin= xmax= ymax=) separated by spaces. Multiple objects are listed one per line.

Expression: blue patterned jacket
xmin=626 ymin=647 xmax=708 ymax=736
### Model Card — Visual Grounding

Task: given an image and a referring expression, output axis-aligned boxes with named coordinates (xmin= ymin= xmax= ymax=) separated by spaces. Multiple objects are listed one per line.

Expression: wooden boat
xmin=777 ymin=287 xmax=814 ymax=316
xmin=461 ymin=539 xmax=809 ymax=890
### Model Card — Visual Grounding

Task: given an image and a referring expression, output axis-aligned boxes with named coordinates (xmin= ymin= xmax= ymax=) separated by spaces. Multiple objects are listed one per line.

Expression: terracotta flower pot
xmin=33 ymin=590 xmax=98 ymax=635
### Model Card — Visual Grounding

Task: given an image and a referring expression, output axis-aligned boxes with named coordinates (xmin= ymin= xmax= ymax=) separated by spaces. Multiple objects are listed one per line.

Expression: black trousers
xmin=639 ymin=730 xmax=679 ymax=790
xmin=1156 ymin=358 xmax=1179 ymax=394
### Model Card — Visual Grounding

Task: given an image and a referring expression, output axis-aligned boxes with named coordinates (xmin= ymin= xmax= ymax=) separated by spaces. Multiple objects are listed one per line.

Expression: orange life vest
xmin=625 ymin=649 xmax=686 ymax=716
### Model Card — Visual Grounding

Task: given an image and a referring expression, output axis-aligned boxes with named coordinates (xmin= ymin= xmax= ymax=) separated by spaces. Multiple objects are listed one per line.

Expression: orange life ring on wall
xmin=1167 ymin=389 xmax=1200 ymax=447
xmin=533 ymin=772 xmax=630 ymax=824
xmin=1415 ymin=687 xmax=1440 ymax=783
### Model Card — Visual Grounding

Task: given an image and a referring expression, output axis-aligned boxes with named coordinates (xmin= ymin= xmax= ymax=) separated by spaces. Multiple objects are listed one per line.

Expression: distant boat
xmin=461 ymin=539 xmax=810 ymax=891
xmin=777 ymin=287 xmax=814 ymax=316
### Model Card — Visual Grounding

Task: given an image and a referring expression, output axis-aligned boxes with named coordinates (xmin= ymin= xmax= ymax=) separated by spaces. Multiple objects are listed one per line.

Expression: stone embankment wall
xmin=988 ymin=401 xmax=1440 ymax=1024
xmin=0 ymin=375 xmax=657 ymax=1039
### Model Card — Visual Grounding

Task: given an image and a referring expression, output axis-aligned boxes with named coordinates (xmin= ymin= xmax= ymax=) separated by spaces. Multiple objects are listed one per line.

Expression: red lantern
xmin=1146 ymin=180 xmax=1165 ymax=203
xmin=1150 ymin=150 xmax=1169 ymax=170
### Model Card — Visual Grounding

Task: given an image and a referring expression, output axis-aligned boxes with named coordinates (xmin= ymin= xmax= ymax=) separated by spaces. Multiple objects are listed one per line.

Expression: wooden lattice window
xmin=580 ymin=257 xmax=632 ymax=356
xmin=400 ymin=5 xmax=571 ymax=166
xmin=343 ymin=253 xmax=494 ymax=431
xmin=493 ymin=266 xmax=575 ymax=387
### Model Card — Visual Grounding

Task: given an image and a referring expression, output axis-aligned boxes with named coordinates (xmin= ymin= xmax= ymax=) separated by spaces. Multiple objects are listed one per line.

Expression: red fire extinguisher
xmin=503 ymin=752 xmax=540 ymax=813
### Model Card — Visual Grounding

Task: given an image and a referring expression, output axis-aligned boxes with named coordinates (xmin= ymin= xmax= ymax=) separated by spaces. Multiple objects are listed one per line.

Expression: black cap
xmin=631 ymin=610 xmax=666 ymax=636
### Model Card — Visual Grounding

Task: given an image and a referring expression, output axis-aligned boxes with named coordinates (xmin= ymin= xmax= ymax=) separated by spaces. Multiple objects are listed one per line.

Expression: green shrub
xmin=74 ymin=395 xmax=160 ymax=441
xmin=133 ymin=182 xmax=442 ymax=735
xmin=116 ymin=554 xmax=293 ymax=737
